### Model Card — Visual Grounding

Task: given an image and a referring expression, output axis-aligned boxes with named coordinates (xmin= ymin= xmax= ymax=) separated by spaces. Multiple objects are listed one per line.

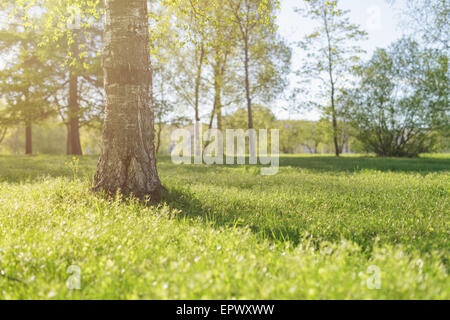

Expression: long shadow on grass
xmin=163 ymin=187 xmax=325 ymax=248
xmin=0 ymin=155 xmax=97 ymax=183
xmin=162 ymin=187 xmax=448 ymax=264
xmin=158 ymin=154 xmax=450 ymax=174
xmin=162 ymin=188 xmax=400 ymax=262
xmin=277 ymin=155 xmax=450 ymax=173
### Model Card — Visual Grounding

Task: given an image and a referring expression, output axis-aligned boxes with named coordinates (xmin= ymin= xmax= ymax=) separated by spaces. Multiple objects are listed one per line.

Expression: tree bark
xmin=93 ymin=0 xmax=163 ymax=201
xmin=25 ymin=123 xmax=32 ymax=155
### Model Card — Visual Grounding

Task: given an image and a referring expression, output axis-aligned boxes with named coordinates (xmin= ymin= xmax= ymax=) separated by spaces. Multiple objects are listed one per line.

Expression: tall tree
xmin=49 ymin=28 xmax=104 ymax=156
xmin=3 ymin=0 xmax=104 ymax=155
xmin=66 ymin=30 xmax=83 ymax=155
xmin=208 ymin=0 xmax=234 ymax=131
xmin=344 ymin=38 xmax=448 ymax=157
xmin=7 ymin=1 xmax=162 ymax=197
xmin=149 ymin=2 xmax=179 ymax=154
xmin=44 ymin=2 xmax=104 ymax=156
xmin=227 ymin=0 xmax=281 ymax=157
xmin=0 ymin=28 xmax=54 ymax=155
xmin=92 ymin=0 xmax=163 ymax=200
xmin=295 ymin=0 xmax=366 ymax=156
xmin=203 ymin=0 xmax=246 ymax=133
xmin=153 ymin=62 xmax=175 ymax=154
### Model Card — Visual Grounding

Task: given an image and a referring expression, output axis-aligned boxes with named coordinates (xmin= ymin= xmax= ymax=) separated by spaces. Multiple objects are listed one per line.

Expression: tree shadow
xmin=0 ymin=155 xmax=97 ymax=183
xmin=159 ymin=154 xmax=450 ymax=174
xmin=277 ymin=155 xmax=450 ymax=173
xmin=162 ymin=187 xmax=316 ymax=247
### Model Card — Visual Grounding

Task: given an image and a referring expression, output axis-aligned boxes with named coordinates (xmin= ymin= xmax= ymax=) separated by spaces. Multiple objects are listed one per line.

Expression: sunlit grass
xmin=0 ymin=154 xmax=448 ymax=299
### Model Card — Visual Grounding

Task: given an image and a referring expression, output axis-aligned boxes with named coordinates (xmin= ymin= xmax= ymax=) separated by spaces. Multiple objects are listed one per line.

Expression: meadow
xmin=0 ymin=154 xmax=448 ymax=299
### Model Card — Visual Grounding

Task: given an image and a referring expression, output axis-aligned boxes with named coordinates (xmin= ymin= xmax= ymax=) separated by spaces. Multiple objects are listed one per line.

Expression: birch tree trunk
xmin=93 ymin=0 xmax=163 ymax=201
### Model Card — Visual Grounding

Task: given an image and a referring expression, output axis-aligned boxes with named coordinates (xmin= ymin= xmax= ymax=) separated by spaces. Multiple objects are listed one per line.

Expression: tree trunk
xmin=212 ymin=49 xmax=225 ymax=131
xmin=208 ymin=63 xmax=223 ymax=130
xmin=217 ymin=103 xmax=222 ymax=130
xmin=324 ymin=12 xmax=340 ymax=158
xmin=194 ymin=44 xmax=205 ymax=159
xmin=93 ymin=0 xmax=163 ymax=201
xmin=331 ymin=90 xmax=340 ymax=157
xmin=156 ymin=121 xmax=162 ymax=154
xmin=244 ymin=35 xmax=256 ymax=157
xmin=25 ymin=123 xmax=32 ymax=155
xmin=204 ymin=72 xmax=222 ymax=149
xmin=0 ymin=127 xmax=7 ymax=144
xmin=67 ymin=36 xmax=83 ymax=156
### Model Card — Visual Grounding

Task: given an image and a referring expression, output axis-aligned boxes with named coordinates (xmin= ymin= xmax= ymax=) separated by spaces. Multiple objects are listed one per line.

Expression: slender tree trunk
xmin=66 ymin=124 xmax=71 ymax=153
xmin=243 ymin=35 xmax=256 ymax=157
xmin=205 ymin=62 xmax=223 ymax=150
xmin=324 ymin=13 xmax=340 ymax=157
xmin=194 ymin=44 xmax=205 ymax=159
xmin=25 ymin=123 xmax=32 ymax=155
xmin=194 ymin=44 xmax=205 ymax=124
xmin=67 ymin=37 xmax=83 ymax=156
xmin=156 ymin=120 xmax=162 ymax=154
xmin=209 ymin=62 xmax=223 ymax=130
xmin=93 ymin=0 xmax=163 ymax=201
xmin=330 ymin=87 xmax=340 ymax=157
xmin=214 ymin=49 xmax=226 ymax=131
xmin=217 ymin=103 xmax=222 ymax=130
xmin=0 ymin=127 xmax=7 ymax=144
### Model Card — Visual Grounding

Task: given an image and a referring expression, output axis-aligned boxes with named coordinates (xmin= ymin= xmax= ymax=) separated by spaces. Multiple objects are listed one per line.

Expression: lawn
xmin=0 ymin=154 xmax=448 ymax=299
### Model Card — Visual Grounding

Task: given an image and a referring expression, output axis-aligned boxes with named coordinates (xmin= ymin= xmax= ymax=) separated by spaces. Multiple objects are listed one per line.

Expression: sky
xmin=275 ymin=0 xmax=408 ymax=120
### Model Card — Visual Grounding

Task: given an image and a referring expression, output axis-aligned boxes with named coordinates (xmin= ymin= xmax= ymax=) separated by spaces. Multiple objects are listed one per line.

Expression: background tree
xmin=1 ymin=0 xmax=104 ymax=155
xmin=295 ymin=0 xmax=367 ymax=156
xmin=0 ymin=101 xmax=8 ymax=145
xmin=45 ymin=29 xmax=104 ymax=156
xmin=0 ymin=27 xmax=55 ymax=154
xmin=153 ymin=62 xmax=175 ymax=154
xmin=297 ymin=120 xmax=328 ymax=154
xmin=227 ymin=0 xmax=283 ymax=157
xmin=223 ymin=104 xmax=276 ymax=130
xmin=205 ymin=0 xmax=241 ymax=131
xmin=344 ymin=38 xmax=447 ymax=157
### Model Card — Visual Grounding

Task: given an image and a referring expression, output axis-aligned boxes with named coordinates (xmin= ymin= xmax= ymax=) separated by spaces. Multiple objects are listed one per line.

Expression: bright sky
xmin=275 ymin=0 xmax=407 ymax=120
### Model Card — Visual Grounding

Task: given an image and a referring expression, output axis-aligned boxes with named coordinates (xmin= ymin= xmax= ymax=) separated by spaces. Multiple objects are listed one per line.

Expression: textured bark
xmin=25 ymin=123 xmax=32 ymax=155
xmin=93 ymin=0 xmax=163 ymax=201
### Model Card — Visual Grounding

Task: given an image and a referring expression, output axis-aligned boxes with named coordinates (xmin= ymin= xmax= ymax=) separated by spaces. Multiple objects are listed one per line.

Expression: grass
xmin=0 ymin=154 xmax=448 ymax=299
